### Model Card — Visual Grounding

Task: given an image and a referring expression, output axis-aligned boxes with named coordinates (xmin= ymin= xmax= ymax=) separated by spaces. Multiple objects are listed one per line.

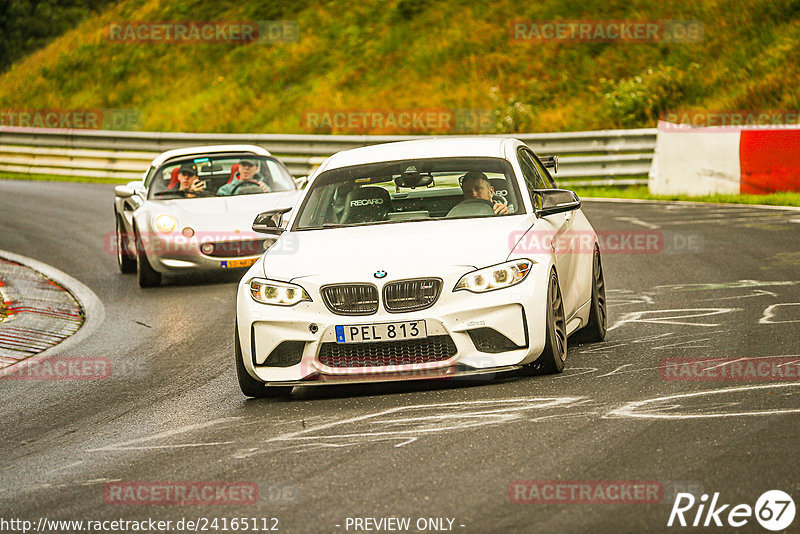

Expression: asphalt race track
xmin=1 ymin=179 xmax=799 ymax=533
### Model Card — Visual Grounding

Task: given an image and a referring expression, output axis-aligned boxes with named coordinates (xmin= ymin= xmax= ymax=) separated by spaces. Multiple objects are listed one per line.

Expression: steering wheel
xmin=492 ymin=192 xmax=508 ymax=206
xmin=229 ymin=179 xmax=264 ymax=195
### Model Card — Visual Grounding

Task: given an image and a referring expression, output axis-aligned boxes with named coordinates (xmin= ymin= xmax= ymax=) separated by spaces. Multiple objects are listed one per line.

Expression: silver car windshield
xmin=148 ymin=155 xmax=295 ymax=199
xmin=294 ymin=157 xmax=523 ymax=230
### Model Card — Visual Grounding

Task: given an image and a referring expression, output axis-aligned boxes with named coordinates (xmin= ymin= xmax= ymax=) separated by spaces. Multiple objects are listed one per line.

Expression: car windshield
xmin=148 ymin=155 xmax=295 ymax=199
xmin=293 ymin=157 xmax=523 ymax=230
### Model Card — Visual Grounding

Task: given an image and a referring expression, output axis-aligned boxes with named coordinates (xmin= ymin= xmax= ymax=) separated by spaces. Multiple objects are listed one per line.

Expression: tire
xmin=522 ymin=269 xmax=567 ymax=375
xmin=116 ymin=214 xmax=137 ymax=274
xmin=134 ymin=227 xmax=162 ymax=287
xmin=575 ymin=246 xmax=607 ymax=343
xmin=235 ymin=324 xmax=292 ymax=399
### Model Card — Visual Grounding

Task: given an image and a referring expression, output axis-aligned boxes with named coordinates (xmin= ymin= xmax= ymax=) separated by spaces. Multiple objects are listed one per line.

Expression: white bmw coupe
xmin=235 ymin=138 xmax=606 ymax=397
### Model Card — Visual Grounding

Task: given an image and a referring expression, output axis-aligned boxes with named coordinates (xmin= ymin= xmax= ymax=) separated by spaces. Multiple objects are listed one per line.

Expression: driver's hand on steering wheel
xmin=493 ymin=202 xmax=509 ymax=215
xmin=256 ymin=181 xmax=271 ymax=193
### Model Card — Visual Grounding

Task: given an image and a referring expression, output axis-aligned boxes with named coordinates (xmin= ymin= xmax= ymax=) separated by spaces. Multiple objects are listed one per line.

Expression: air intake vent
xmin=318 ymin=335 xmax=457 ymax=368
xmin=320 ymin=284 xmax=379 ymax=315
xmin=383 ymin=278 xmax=442 ymax=312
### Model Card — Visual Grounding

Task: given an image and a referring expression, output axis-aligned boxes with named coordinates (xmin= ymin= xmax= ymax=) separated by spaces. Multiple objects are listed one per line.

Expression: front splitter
xmin=262 ymin=364 xmax=523 ymax=387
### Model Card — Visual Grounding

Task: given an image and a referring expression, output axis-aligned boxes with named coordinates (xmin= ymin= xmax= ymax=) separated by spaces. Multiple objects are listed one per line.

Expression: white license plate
xmin=335 ymin=320 xmax=427 ymax=344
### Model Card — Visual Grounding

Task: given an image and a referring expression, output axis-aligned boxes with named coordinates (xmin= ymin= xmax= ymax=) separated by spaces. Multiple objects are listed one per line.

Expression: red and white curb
xmin=0 ymin=250 xmax=103 ymax=369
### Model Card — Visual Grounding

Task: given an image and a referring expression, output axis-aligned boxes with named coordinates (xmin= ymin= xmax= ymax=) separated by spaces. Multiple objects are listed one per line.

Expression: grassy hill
xmin=0 ymin=0 xmax=798 ymax=134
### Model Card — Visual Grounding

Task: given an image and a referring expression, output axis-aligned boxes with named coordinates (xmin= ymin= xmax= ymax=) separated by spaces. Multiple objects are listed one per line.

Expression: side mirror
xmin=252 ymin=207 xmax=292 ymax=234
xmin=115 ymin=185 xmax=135 ymax=198
xmin=294 ymin=176 xmax=309 ymax=189
xmin=534 ymin=189 xmax=581 ymax=218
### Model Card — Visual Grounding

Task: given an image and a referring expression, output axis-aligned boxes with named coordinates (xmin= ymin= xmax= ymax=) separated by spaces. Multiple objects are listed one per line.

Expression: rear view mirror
xmin=534 ymin=189 xmax=580 ymax=217
xmin=395 ymin=172 xmax=434 ymax=189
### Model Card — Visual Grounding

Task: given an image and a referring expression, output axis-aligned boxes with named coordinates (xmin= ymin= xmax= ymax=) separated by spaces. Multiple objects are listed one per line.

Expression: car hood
xmin=262 ymin=215 xmax=536 ymax=282
xmin=144 ymin=191 xmax=300 ymax=232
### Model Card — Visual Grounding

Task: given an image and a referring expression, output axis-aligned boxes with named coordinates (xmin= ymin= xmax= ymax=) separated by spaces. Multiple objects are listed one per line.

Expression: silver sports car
xmin=113 ymin=145 xmax=302 ymax=287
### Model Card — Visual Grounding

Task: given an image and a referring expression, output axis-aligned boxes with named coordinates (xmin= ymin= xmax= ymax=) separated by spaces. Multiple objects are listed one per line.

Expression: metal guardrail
xmin=0 ymin=126 xmax=655 ymax=185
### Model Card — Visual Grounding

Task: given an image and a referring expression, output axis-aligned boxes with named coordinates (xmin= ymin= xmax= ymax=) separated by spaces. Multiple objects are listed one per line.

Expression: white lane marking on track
xmin=760 ymin=303 xmax=800 ymax=324
xmin=614 ymin=216 xmax=661 ymax=229
xmin=531 ymin=411 xmax=602 ymax=422
xmin=47 ymin=460 xmax=84 ymax=474
xmin=608 ymin=308 xmax=740 ymax=331
xmin=607 ymin=382 xmax=800 ymax=419
xmin=597 ymin=364 xmax=636 ymax=377
xmin=701 ymin=358 xmax=746 ymax=372
xmin=698 ymin=289 xmax=778 ymax=301
xmin=265 ymin=398 xmax=585 ymax=445
xmin=552 ymin=367 xmax=599 ymax=378
xmin=654 ymin=338 xmax=712 ymax=350
xmin=653 ymin=280 xmax=800 ymax=292
xmin=656 ymin=214 xmax=798 ymax=226
xmin=87 ymin=417 xmax=242 ymax=451
xmin=596 ymin=354 xmax=800 ymax=379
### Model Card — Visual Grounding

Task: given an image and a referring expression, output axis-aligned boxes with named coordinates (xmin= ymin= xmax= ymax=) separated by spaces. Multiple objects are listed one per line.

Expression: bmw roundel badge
xmin=374 ymin=270 xmax=387 ymax=279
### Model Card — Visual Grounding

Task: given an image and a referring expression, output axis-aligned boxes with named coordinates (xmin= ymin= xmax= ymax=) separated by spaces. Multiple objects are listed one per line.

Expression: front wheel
xmin=235 ymin=324 xmax=292 ymax=399
xmin=521 ymin=269 xmax=567 ymax=375
xmin=135 ymin=227 xmax=162 ymax=287
xmin=116 ymin=214 xmax=137 ymax=274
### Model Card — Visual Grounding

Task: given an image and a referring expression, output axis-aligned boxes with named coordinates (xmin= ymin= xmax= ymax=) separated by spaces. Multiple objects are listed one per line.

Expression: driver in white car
xmin=448 ymin=171 xmax=509 ymax=216
xmin=217 ymin=159 xmax=271 ymax=196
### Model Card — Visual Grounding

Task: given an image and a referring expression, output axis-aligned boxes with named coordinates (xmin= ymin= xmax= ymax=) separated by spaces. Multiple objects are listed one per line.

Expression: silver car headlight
xmin=249 ymin=278 xmax=311 ymax=306
xmin=454 ymin=259 xmax=534 ymax=293
xmin=153 ymin=214 xmax=178 ymax=235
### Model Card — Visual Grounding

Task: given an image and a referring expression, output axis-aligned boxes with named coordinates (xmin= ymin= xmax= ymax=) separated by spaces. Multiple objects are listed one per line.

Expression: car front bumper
xmin=139 ymin=233 xmax=275 ymax=273
xmin=236 ymin=261 xmax=551 ymax=384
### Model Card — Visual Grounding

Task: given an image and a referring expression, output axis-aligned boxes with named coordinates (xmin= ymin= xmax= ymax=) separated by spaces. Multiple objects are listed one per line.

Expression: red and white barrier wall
xmin=649 ymin=121 xmax=800 ymax=195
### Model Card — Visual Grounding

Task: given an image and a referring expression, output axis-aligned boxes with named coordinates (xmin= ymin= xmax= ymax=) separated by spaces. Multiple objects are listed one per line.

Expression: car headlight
xmin=454 ymin=260 xmax=534 ymax=293
xmin=153 ymin=214 xmax=177 ymax=234
xmin=249 ymin=278 xmax=311 ymax=306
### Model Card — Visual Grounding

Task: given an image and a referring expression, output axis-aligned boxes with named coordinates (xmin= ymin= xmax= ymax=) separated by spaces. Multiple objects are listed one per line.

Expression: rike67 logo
xmin=668 ymin=490 xmax=795 ymax=531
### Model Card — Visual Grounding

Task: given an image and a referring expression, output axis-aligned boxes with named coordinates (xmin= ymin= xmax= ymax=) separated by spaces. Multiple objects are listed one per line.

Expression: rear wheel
xmin=235 ymin=324 xmax=292 ymax=399
xmin=575 ymin=246 xmax=607 ymax=343
xmin=134 ymin=227 xmax=162 ymax=287
xmin=116 ymin=214 xmax=136 ymax=274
